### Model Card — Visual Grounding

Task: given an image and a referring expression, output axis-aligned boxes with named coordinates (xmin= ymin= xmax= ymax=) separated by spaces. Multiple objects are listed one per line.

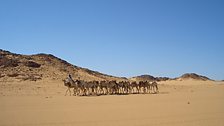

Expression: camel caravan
xmin=63 ymin=74 xmax=159 ymax=96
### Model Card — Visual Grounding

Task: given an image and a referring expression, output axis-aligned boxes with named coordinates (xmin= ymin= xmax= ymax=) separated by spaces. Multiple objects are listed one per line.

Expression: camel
xmin=108 ymin=80 xmax=118 ymax=95
xmin=117 ymin=81 xmax=126 ymax=94
xmin=139 ymin=81 xmax=148 ymax=94
xmin=75 ymin=80 xmax=89 ymax=96
xmin=63 ymin=77 xmax=78 ymax=96
xmin=99 ymin=81 xmax=109 ymax=95
xmin=130 ymin=81 xmax=139 ymax=94
xmin=151 ymin=81 xmax=159 ymax=93
xmin=86 ymin=81 xmax=99 ymax=96
xmin=63 ymin=77 xmax=159 ymax=96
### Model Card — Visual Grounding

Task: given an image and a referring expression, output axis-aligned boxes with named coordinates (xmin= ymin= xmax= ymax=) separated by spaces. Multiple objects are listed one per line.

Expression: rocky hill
xmin=130 ymin=73 xmax=211 ymax=82
xmin=176 ymin=73 xmax=211 ymax=81
xmin=129 ymin=74 xmax=170 ymax=82
xmin=0 ymin=49 xmax=125 ymax=82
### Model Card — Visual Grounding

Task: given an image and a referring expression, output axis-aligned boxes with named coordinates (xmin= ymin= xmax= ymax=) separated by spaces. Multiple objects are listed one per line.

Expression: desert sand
xmin=0 ymin=80 xmax=224 ymax=126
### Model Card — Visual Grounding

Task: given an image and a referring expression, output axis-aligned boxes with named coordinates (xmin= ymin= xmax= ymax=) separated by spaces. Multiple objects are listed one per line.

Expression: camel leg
xmin=153 ymin=86 xmax=156 ymax=93
xmin=68 ymin=88 xmax=71 ymax=96
xmin=155 ymin=85 xmax=159 ymax=93
xmin=65 ymin=88 xmax=69 ymax=96
xmin=78 ymin=88 xmax=82 ymax=96
xmin=73 ymin=88 xmax=76 ymax=96
xmin=156 ymin=85 xmax=159 ymax=93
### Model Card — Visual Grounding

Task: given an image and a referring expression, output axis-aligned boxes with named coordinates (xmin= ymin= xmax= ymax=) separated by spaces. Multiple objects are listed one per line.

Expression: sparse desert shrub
xmin=0 ymin=73 xmax=5 ymax=78
xmin=25 ymin=56 xmax=33 ymax=60
xmin=156 ymin=77 xmax=170 ymax=81
xmin=60 ymin=68 xmax=67 ymax=72
xmin=21 ymin=74 xmax=42 ymax=81
xmin=24 ymin=61 xmax=41 ymax=68
xmin=0 ymin=57 xmax=19 ymax=67
xmin=7 ymin=73 xmax=19 ymax=77
xmin=24 ymin=76 xmax=42 ymax=81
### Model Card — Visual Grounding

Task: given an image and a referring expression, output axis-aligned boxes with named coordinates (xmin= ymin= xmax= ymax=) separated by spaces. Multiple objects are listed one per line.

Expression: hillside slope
xmin=176 ymin=73 xmax=211 ymax=81
xmin=0 ymin=49 xmax=124 ymax=82
xmin=129 ymin=74 xmax=170 ymax=82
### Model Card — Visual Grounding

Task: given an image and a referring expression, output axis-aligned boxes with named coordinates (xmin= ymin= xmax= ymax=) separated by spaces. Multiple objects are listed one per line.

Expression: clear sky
xmin=0 ymin=0 xmax=224 ymax=80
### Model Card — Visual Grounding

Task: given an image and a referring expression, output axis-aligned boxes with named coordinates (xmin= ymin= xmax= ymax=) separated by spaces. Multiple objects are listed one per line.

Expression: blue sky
xmin=0 ymin=0 xmax=224 ymax=80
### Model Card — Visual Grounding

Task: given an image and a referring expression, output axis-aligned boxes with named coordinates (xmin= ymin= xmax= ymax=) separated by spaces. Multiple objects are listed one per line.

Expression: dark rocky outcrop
xmin=178 ymin=73 xmax=211 ymax=81
xmin=0 ymin=57 xmax=19 ymax=67
xmin=24 ymin=61 xmax=41 ymax=68
xmin=130 ymin=74 xmax=170 ymax=82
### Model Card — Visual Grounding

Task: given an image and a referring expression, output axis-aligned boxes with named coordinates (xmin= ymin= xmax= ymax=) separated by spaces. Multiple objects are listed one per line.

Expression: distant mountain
xmin=176 ymin=73 xmax=211 ymax=81
xmin=130 ymin=73 xmax=212 ymax=82
xmin=129 ymin=74 xmax=170 ymax=82
xmin=0 ymin=49 xmax=124 ymax=82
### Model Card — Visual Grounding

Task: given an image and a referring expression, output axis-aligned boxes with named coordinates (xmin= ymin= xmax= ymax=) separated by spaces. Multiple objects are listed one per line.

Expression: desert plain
xmin=1 ymin=79 xmax=224 ymax=126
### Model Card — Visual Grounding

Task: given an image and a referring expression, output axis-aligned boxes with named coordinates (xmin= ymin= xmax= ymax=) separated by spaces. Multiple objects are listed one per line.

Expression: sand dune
xmin=1 ymin=80 xmax=224 ymax=126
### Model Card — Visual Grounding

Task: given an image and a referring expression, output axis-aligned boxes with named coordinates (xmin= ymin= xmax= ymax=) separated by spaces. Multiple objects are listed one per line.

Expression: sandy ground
xmin=0 ymin=80 xmax=224 ymax=126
